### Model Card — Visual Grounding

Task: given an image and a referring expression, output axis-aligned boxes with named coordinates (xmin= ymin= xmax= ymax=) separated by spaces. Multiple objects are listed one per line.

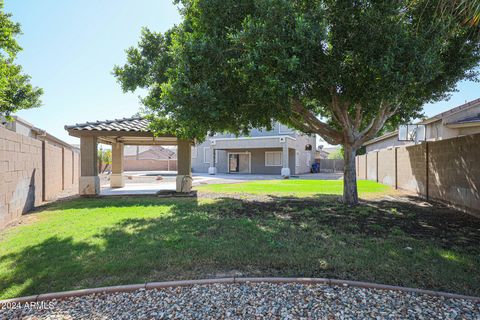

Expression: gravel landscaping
xmin=2 ymin=283 xmax=479 ymax=319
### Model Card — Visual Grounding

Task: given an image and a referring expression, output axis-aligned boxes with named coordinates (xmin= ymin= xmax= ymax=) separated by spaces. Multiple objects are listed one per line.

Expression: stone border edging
xmin=1 ymin=277 xmax=479 ymax=306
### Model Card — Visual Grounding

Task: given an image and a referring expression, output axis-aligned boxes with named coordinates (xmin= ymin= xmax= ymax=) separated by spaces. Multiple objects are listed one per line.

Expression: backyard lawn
xmin=0 ymin=181 xmax=479 ymax=299
xmin=196 ymin=179 xmax=389 ymax=195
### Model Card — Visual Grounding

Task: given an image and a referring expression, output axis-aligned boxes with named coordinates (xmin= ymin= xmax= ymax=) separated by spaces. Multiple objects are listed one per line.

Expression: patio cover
xmin=65 ymin=117 xmax=192 ymax=195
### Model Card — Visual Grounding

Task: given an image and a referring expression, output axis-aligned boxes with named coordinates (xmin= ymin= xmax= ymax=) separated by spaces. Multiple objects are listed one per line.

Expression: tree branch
xmin=291 ymin=100 xmax=343 ymax=145
xmin=355 ymin=103 xmax=399 ymax=148
xmin=353 ymin=103 xmax=362 ymax=130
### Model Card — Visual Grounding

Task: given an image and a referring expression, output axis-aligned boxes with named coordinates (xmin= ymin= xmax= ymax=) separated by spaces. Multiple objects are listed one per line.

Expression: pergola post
xmin=110 ymin=142 xmax=125 ymax=188
xmin=176 ymin=139 xmax=192 ymax=193
xmin=281 ymin=140 xmax=290 ymax=178
xmin=79 ymin=136 xmax=100 ymax=195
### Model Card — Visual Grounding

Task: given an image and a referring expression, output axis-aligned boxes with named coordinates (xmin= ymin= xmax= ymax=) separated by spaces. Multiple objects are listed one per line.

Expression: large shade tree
xmin=114 ymin=0 xmax=480 ymax=205
xmin=0 ymin=0 xmax=42 ymax=118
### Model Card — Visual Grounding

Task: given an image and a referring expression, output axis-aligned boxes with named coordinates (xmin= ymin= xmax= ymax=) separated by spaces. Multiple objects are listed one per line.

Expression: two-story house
xmin=191 ymin=122 xmax=316 ymax=177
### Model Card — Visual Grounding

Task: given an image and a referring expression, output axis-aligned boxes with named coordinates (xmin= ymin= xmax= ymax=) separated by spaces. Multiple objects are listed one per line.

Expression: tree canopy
xmin=114 ymin=0 xmax=480 ymax=204
xmin=0 ymin=1 xmax=42 ymax=118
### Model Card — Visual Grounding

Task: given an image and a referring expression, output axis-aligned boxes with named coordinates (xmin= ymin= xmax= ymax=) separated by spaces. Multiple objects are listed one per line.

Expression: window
xmin=203 ymin=147 xmax=218 ymax=164
xmin=191 ymin=146 xmax=197 ymax=159
xmin=296 ymin=151 xmax=300 ymax=166
xmin=203 ymin=147 xmax=210 ymax=163
xmin=306 ymin=152 xmax=312 ymax=166
xmin=265 ymin=151 xmax=282 ymax=166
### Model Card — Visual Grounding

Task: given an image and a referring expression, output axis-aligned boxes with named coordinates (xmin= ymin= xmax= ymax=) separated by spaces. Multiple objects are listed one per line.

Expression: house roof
xmin=363 ymin=131 xmax=398 ymax=146
xmin=452 ymin=114 xmax=480 ymax=124
xmin=420 ymin=98 xmax=480 ymax=125
xmin=445 ymin=114 xmax=480 ymax=128
xmin=364 ymin=98 xmax=480 ymax=146
xmin=124 ymin=146 xmax=177 ymax=159
xmin=65 ymin=117 xmax=183 ymax=145
xmin=65 ymin=117 xmax=151 ymax=132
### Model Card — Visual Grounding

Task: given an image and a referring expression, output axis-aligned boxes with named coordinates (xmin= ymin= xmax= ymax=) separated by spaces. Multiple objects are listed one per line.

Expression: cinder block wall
xmin=366 ymin=152 xmax=377 ymax=181
xmin=396 ymin=144 xmax=426 ymax=195
xmin=357 ymin=154 xmax=367 ymax=179
xmin=0 ymin=126 xmax=79 ymax=228
xmin=427 ymin=134 xmax=480 ymax=213
xmin=356 ymin=133 xmax=480 ymax=215
xmin=64 ymin=148 xmax=73 ymax=187
xmin=44 ymin=141 xmax=64 ymax=200
xmin=377 ymin=149 xmax=395 ymax=186
xmin=44 ymin=141 xmax=79 ymax=201
xmin=0 ymin=126 xmax=43 ymax=227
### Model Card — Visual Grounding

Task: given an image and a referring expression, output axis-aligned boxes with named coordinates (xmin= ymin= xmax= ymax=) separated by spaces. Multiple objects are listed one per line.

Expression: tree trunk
xmin=343 ymin=145 xmax=358 ymax=205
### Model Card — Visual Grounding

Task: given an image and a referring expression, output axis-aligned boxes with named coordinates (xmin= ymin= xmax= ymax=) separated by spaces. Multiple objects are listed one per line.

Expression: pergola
xmin=65 ymin=117 xmax=193 ymax=196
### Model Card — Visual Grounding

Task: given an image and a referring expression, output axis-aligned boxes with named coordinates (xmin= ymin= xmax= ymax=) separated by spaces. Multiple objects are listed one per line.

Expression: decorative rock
xmin=1 ymin=283 xmax=478 ymax=319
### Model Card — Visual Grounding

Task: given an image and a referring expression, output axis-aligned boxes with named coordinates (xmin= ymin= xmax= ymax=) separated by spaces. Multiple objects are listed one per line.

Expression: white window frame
xmin=191 ymin=146 xmax=197 ymax=159
xmin=265 ymin=151 xmax=283 ymax=167
xmin=203 ymin=147 xmax=210 ymax=163
xmin=296 ymin=150 xmax=300 ymax=167
xmin=305 ymin=152 xmax=312 ymax=166
xmin=203 ymin=147 xmax=218 ymax=164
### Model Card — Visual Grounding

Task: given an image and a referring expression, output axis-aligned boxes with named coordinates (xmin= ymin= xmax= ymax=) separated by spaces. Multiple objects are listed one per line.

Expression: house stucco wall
xmin=191 ymin=131 xmax=315 ymax=175
xmin=365 ymin=135 xmax=411 ymax=153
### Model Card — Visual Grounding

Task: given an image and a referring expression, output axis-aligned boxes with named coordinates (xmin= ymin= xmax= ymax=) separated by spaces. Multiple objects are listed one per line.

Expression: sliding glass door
xmin=228 ymin=153 xmax=250 ymax=173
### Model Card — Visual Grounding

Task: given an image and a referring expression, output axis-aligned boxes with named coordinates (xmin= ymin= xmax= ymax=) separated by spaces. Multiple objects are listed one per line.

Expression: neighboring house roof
xmin=65 ymin=117 xmax=150 ymax=132
xmin=455 ymin=114 xmax=480 ymax=123
xmin=364 ymin=98 xmax=480 ymax=146
xmin=363 ymin=131 xmax=398 ymax=146
xmin=315 ymin=149 xmax=329 ymax=159
xmin=126 ymin=146 xmax=177 ymax=160
xmin=323 ymin=147 xmax=341 ymax=154
xmin=420 ymin=98 xmax=480 ymax=125
xmin=446 ymin=114 xmax=480 ymax=128
xmin=124 ymin=146 xmax=149 ymax=156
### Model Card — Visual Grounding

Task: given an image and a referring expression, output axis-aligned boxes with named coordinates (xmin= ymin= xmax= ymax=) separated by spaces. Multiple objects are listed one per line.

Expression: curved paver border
xmin=1 ymin=277 xmax=479 ymax=306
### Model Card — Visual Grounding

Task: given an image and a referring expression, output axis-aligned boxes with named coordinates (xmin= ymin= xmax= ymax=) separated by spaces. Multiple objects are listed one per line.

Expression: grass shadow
xmin=1 ymin=194 xmax=479 ymax=299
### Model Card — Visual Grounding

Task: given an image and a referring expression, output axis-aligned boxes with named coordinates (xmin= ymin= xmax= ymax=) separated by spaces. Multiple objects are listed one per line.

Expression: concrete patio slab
xmin=99 ymin=171 xmax=344 ymax=196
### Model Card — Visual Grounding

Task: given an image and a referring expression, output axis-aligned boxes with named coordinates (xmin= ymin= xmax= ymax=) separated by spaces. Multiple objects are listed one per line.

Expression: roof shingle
xmin=65 ymin=117 xmax=151 ymax=132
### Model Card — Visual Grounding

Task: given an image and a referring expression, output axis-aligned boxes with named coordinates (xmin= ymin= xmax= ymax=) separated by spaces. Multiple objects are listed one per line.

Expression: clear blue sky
xmin=6 ymin=0 xmax=181 ymax=144
xmin=5 ymin=1 xmax=480 ymax=144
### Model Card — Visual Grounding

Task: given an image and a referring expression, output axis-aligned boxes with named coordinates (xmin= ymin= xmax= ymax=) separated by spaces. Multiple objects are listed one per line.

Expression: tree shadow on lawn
xmin=1 ymin=194 xmax=480 ymax=299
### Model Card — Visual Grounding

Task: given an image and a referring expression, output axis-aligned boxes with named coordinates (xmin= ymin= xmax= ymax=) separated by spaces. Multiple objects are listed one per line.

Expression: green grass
xmin=196 ymin=179 xmax=389 ymax=195
xmin=1 ymin=194 xmax=479 ymax=299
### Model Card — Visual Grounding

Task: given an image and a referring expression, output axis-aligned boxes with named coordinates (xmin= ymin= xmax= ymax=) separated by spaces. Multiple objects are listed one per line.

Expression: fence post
xmin=365 ymin=152 xmax=368 ymax=180
xmin=394 ymin=147 xmax=398 ymax=189
xmin=376 ymin=151 xmax=379 ymax=182
xmin=62 ymin=147 xmax=65 ymax=190
xmin=425 ymin=142 xmax=429 ymax=200
xmin=71 ymin=150 xmax=74 ymax=185
xmin=41 ymin=141 xmax=46 ymax=201
xmin=356 ymin=155 xmax=358 ymax=178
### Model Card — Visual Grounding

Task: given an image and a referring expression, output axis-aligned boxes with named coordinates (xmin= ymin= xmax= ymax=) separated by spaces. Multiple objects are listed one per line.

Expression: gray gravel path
xmin=2 ymin=283 xmax=479 ymax=319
